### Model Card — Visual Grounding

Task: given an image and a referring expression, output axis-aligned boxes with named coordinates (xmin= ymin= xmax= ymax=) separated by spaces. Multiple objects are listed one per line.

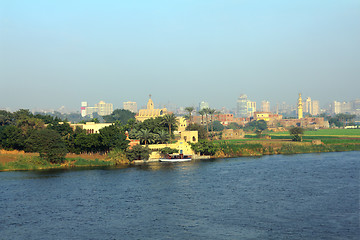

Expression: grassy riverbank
xmin=215 ymin=128 xmax=360 ymax=158
xmin=0 ymin=150 xmax=121 ymax=171
xmin=214 ymin=140 xmax=360 ymax=158
xmin=1 ymin=129 xmax=360 ymax=171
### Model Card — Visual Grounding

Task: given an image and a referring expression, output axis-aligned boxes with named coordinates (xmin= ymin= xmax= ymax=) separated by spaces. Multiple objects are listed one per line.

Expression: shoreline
xmin=1 ymin=142 xmax=360 ymax=171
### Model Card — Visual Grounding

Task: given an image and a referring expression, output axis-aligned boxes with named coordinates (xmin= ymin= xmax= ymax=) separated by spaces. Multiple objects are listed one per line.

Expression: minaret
xmin=147 ymin=94 xmax=154 ymax=110
xmin=297 ymin=93 xmax=303 ymax=119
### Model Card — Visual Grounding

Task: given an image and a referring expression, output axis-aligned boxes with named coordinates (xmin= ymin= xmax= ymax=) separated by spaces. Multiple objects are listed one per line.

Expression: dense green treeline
xmin=0 ymin=109 xmax=130 ymax=163
xmin=0 ymin=109 xmax=181 ymax=165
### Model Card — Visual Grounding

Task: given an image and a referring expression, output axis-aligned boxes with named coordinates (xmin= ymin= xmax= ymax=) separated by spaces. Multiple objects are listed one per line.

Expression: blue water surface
xmin=0 ymin=151 xmax=359 ymax=240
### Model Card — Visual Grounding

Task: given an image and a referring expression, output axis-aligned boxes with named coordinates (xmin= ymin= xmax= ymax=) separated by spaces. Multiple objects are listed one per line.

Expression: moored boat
xmin=159 ymin=153 xmax=192 ymax=162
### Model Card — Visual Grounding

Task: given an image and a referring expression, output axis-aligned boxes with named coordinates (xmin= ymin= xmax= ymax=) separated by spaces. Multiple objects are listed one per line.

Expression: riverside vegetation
xmin=1 ymin=109 xmax=360 ymax=171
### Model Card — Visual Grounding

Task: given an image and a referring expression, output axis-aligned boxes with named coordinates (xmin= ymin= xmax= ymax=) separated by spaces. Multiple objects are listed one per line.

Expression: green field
xmin=242 ymin=128 xmax=360 ymax=144
xmin=269 ymin=128 xmax=360 ymax=137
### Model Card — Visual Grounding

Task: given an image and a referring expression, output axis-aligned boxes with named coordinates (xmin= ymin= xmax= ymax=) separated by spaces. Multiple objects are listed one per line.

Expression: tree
xmin=0 ymin=110 xmax=14 ymax=126
xmin=190 ymin=140 xmax=218 ymax=156
xmin=185 ymin=107 xmax=195 ymax=124
xmin=208 ymin=108 xmax=216 ymax=132
xmin=198 ymin=109 xmax=206 ymax=125
xmin=0 ymin=125 xmax=26 ymax=150
xmin=135 ymin=116 xmax=168 ymax=134
xmin=203 ymin=108 xmax=210 ymax=132
xmin=103 ymin=109 xmax=136 ymax=124
xmin=99 ymin=125 xmax=129 ymax=152
xmin=137 ymin=129 xmax=155 ymax=145
xmin=26 ymin=129 xmax=68 ymax=163
xmin=186 ymin=123 xmax=208 ymax=140
xmin=160 ymin=147 xmax=178 ymax=155
xmin=289 ymin=127 xmax=305 ymax=141
xmin=74 ymin=132 xmax=102 ymax=154
xmin=160 ymin=113 xmax=178 ymax=140
xmin=157 ymin=129 xmax=169 ymax=144
xmin=244 ymin=120 xmax=268 ymax=137
xmin=227 ymin=122 xmax=242 ymax=130
xmin=13 ymin=109 xmax=33 ymax=120
xmin=47 ymin=122 xmax=77 ymax=152
xmin=124 ymin=118 xmax=137 ymax=132
xmin=209 ymin=120 xmax=225 ymax=132
xmin=125 ymin=145 xmax=150 ymax=161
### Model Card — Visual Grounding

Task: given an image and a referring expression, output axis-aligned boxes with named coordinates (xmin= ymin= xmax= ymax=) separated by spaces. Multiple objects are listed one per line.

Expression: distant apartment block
xmin=123 ymin=101 xmax=137 ymax=113
xmin=247 ymin=101 xmax=256 ymax=117
xmin=261 ymin=101 xmax=270 ymax=112
xmin=331 ymin=100 xmax=360 ymax=115
xmin=236 ymin=94 xmax=256 ymax=118
xmin=303 ymin=97 xmax=320 ymax=116
xmin=236 ymin=94 xmax=248 ymax=118
xmin=311 ymin=100 xmax=320 ymax=116
xmin=81 ymin=101 xmax=113 ymax=117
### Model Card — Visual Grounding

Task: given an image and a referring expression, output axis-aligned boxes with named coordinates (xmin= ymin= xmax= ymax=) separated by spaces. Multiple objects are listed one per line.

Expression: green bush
xmin=190 ymin=140 xmax=219 ymax=155
xmin=107 ymin=148 xmax=130 ymax=165
xmin=125 ymin=145 xmax=150 ymax=161
xmin=160 ymin=147 xmax=178 ymax=155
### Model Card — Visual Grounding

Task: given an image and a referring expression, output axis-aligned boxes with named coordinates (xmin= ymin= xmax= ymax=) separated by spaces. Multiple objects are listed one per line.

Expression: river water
xmin=0 ymin=152 xmax=359 ymax=240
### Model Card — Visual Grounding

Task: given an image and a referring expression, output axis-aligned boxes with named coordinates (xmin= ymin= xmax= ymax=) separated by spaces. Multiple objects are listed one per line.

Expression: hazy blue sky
xmin=1 ymin=0 xmax=359 ymax=111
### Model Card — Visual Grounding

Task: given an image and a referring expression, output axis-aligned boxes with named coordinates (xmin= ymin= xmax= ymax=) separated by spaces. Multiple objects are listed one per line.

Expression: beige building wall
xmin=180 ymin=131 xmax=198 ymax=143
xmin=222 ymin=129 xmax=245 ymax=140
xmin=70 ymin=122 xmax=113 ymax=134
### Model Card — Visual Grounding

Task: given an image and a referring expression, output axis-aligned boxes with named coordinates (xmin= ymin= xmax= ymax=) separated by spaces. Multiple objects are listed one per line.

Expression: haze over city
xmin=1 ymin=0 xmax=359 ymax=111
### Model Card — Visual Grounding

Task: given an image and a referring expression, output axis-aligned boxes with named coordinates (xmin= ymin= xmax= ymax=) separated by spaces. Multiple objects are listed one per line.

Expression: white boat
xmin=159 ymin=154 xmax=192 ymax=162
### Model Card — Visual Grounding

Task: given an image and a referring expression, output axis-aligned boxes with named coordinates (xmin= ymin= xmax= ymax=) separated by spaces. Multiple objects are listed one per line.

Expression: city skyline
xmin=1 ymin=1 xmax=359 ymax=111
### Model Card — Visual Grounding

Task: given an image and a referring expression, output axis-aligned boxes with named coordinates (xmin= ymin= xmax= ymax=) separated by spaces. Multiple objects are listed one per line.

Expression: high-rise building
xmin=261 ymin=101 xmax=270 ymax=112
xmin=331 ymin=101 xmax=342 ymax=114
xmin=311 ymin=100 xmax=320 ymax=116
xmin=247 ymin=101 xmax=256 ymax=117
xmin=236 ymin=94 xmax=257 ymax=117
xmin=81 ymin=100 xmax=113 ymax=117
xmin=342 ymin=102 xmax=352 ymax=113
xmin=236 ymin=94 xmax=248 ymax=118
xmin=199 ymin=101 xmax=209 ymax=111
xmin=351 ymin=99 xmax=360 ymax=115
xmin=95 ymin=101 xmax=113 ymax=116
xmin=304 ymin=97 xmax=312 ymax=113
xmin=81 ymin=102 xmax=88 ymax=117
xmin=123 ymin=101 xmax=137 ymax=113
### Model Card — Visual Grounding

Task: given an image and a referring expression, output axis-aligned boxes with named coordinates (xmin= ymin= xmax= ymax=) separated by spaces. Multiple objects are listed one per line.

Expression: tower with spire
xmin=297 ymin=93 xmax=303 ymax=119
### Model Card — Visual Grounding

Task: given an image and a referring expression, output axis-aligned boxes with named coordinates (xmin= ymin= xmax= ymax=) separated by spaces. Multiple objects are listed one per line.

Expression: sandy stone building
xmin=221 ymin=129 xmax=245 ymax=140
xmin=135 ymin=96 xmax=168 ymax=122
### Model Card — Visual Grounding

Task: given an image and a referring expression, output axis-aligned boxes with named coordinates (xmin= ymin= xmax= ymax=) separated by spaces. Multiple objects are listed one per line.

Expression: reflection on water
xmin=0 ymin=152 xmax=359 ymax=240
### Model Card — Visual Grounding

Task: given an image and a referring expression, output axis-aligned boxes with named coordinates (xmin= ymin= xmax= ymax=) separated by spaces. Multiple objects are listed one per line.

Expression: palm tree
xmin=161 ymin=113 xmax=178 ymax=141
xmin=157 ymin=129 xmax=169 ymax=144
xmin=208 ymin=108 xmax=216 ymax=132
xmin=203 ymin=108 xmax=210 ymax=132
xmin=185 ymin=106 xmax=195 ymax=124
xmin=137 ymin=129 xmax=154 ymax=145
xmin=198 ymin=109 xmax=206 ymax=125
